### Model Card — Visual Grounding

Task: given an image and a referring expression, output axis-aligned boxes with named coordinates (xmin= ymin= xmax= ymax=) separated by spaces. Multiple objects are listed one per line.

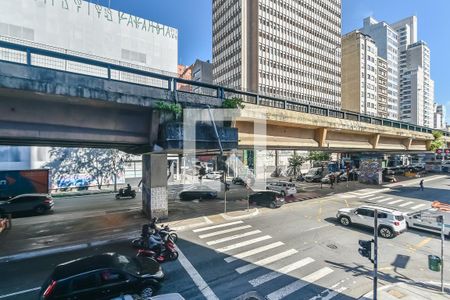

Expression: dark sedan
xmin=179 ymin=186 xmax=218 ymax=201
xmin=0 ymin=194 xmax=54 ymax=216
xmin=39 ymin=253 xmax=164 ymax=300
xmin=249 ymin=191 xmax=284 ymax=208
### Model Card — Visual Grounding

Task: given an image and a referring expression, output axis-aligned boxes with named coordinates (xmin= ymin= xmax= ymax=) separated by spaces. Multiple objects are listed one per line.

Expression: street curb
xmin=51 ymin=190 xmax=115 ymax=198
xmin=359 ymin=281 xmax=450 ymax=299
xmin=0 ymin=234 xmax=133 ymax=263
xmin=220 ymin=208 xmax=259 ymax=221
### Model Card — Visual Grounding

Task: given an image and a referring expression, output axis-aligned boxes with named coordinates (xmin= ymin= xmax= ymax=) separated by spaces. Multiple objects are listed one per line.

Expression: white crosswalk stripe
xmin=377 ymin=197 xmax=393 ymax=203
xmin=198 ymin=225 xmax=252 ymax=239
xmin=359 ymin=194 xmax=376 ymax=199
xmin=411 ymin=203 xmax=427 ymax=210
xmin=308 ymin=286 xmax=348 ymax=300
xmin=369 ymin=196 xmax=385 ymax=201
xmin=206 ymin=230 xmax=261 ymax=246
xmin=224 ymin=241 xmax=284 ymax=263
xmin=398 ymin=201 xmax=415 ymax=207
xmin=266 ymin=267 xmax=334 ymax=300
xmin=236 ymin=249 xmax=298 ymax=274
xmin=193 ymin=221 xmax=244 ymax=233
xmin=249 ymin=257 xmax=315 ymax=287
xmin=387 ymin=199 xmax=404 ymax=205
xmin=215 ymin=235 xmax=272 ymax=252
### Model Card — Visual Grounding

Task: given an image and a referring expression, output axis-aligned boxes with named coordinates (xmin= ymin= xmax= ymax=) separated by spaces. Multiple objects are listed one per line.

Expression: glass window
xmin=71 ymin=273 xmax=99 ymax=291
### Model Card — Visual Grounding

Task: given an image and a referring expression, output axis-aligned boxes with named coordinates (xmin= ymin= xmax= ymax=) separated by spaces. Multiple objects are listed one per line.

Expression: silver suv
xmin=336 ymin=205 xmax=407 ymax=238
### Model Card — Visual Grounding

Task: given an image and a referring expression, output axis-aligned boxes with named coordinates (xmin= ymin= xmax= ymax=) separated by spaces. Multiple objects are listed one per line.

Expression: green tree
xmin=308 ymin=151 xmax=331 ymax=163
xmin=287 ymin=153 xmax=306 ymax=177
xmin=430 ymin=130 xmax=445 ymax=151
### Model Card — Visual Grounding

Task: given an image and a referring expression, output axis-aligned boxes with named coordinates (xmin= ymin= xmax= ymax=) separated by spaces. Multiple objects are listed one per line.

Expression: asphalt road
xmin=1 ymin=176 xmax=449 ymax=299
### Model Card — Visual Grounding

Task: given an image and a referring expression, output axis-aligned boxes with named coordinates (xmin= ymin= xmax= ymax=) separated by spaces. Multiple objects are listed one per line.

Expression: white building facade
xmin=391 ymin=17 xmax=434 ymax=128
xmin=360 ymin=17 xmax=399 ymax=120
xmin=0 ymin=0 xmax=178 ymax=171
xmin=213 ymin=0 xmax=342 ymax=109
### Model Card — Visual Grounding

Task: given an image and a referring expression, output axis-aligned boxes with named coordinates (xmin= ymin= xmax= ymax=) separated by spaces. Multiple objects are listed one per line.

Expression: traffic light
xmin=358 ymin=240 xmax=373 ymax=262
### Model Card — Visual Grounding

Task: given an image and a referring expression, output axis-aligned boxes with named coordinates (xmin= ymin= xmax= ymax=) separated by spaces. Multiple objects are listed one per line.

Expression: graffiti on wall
xmin=359 ymin=159 xmax=382 ymax=185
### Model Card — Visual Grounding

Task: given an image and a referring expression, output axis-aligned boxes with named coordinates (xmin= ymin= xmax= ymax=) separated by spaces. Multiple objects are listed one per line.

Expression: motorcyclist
xmin=125 ymin=183 xmax=132 ymax=194
xmin=148 ymin=230 xmax=164 ymax=258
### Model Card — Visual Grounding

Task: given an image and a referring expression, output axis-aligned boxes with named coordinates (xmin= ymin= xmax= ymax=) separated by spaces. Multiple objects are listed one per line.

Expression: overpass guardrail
xmin=0 ymin=37 xmax=444 ymax=137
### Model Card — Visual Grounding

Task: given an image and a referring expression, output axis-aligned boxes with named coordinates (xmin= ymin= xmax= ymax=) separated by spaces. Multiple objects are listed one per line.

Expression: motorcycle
xmin=136 ymin=231 xmax=179 ymax=263
xmin=132 ymin=219 xmax=178 ymax=248
xmin=115 ymin=188 xmax=136 ymax=199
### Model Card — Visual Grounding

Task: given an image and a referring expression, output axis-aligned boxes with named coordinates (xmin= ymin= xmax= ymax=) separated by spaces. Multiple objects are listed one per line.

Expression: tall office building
xmin=212 ymin=0 xmax=342 ymax=109
xmin=391 ymin=17 xmax=434 ymax=127
xmin=342 ymin=31 xmax=378 ymax=116
xmin=377 ymin=57 xmax=389 ymax=119
xmin=434 ymin=104 xmax=446 ymax=129
xmin=0 ymin=0 xmax=178 ymax=170
xmin=360 ymin=17 xmax=399 ymax=120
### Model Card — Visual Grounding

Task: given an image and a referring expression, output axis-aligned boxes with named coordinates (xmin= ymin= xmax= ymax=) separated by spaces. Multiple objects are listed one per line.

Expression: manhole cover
xmin=327 ymin=244 xmax=338 ymax=249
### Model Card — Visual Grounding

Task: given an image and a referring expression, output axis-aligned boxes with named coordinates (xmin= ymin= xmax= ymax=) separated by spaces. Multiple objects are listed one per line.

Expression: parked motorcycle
xmin=132 ymin=219 xmax=178 ymax=248
xmin=136 ymin=231 xmax=179 ymax=263
xmin=115 ymin=187 xmax=136 ymax=199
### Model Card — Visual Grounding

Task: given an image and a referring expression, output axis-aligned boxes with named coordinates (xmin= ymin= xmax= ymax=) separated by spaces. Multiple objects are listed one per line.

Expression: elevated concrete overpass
xmin=1 ymin=38 xmax=447 ymax=218
xmin=0 ymin=38 xmax=447 ymax=153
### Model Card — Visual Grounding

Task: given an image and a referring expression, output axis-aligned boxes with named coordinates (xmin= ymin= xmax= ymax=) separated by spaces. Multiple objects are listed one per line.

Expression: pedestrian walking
xmin=419 ymin=179 xmax=424 ymax=191
xmin=330 ymin=174 xmax=335 ymax=189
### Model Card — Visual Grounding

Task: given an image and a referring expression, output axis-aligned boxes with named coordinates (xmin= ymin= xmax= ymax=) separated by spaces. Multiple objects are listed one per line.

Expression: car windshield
xmin=307 ymin=169 xmax=319 ymax=175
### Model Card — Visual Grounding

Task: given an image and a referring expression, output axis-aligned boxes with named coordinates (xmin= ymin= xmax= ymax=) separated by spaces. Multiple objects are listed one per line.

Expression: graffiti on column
xmin=359 ymin=159 xmax=382 ymax=185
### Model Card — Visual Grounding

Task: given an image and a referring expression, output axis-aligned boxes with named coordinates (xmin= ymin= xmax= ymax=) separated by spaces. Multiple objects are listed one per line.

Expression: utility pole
xmin=373 ymin=209 xmax=378 ymax=300
xmin=438 ymin=215 xmax=445 ymax=293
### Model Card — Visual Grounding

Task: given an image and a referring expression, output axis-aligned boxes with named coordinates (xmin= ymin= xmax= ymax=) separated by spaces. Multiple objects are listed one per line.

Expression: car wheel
xmin=379 ymin=226 xmax=394 ymax=239
xmin=140 ymin=287 xmax=154 ymax=299
xmin=34 ymin=205 xmax=47 ymax=215
xmin=281 ymin=191 xmax=286 ymax=196
xmin=339 ymin=216 xmax=351 ymax=226
xmin=269 ymin=201 xmax=276 ymax=209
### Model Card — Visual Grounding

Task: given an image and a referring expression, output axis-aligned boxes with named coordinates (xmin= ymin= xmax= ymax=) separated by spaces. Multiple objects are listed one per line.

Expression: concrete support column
xmin=142 ymin=153 xmax=168 ymax=219
xmin=402 ymin=138 xmax=413 ymax=150
xmin=314 ymin=128 xmax=328 ymax=148
xmin=369 ymin=134 xmax=381 ymax=149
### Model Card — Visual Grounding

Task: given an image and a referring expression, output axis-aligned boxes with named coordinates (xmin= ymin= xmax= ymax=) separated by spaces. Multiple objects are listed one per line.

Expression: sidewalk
xmin=360 ymin=282 xmax=450 ymax=300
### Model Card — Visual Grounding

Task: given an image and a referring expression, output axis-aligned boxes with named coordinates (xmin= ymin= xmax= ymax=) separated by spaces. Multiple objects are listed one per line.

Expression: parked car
xmin=321 ymin=172 xmax=344 ymax=184
xmin=405 ymin=209 xmax=450 ymax=238
xmin=0 ymin=194 xmax=54 ymax=215
xmin=232 ymin=177 xmax=245 ymax=185
xmin=382 ymin=169 xmax=397 ymax=183
xmin=179 ymin=186 xmax=218 ymax=201
xmin=39 ymin=253 xmax=164 ymax=300
xmin=111 ymin=293 xmax=185 ymax=300
xmin=304 ymin=168 xmax=323 ymax=182
xmin=249 ymin=191 xmax=285 ymax=208
xmin=266 ymin=181 xmax=296 ymax=196
xmin=336 ymin=205 xmax=407 ymax=238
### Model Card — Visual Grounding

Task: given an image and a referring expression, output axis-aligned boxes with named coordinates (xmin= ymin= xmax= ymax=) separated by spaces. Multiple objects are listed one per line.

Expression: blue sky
xmin=98 ymin=0 xmax=449 ymax=121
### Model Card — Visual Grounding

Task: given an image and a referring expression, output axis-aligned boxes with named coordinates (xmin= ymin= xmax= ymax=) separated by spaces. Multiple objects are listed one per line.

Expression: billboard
xmin=0 ymin=169 xmax=50 ymax=199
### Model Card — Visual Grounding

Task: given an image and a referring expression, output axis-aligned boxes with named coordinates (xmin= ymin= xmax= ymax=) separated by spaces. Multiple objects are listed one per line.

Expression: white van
xmin=266 ymin=181 xmax=297 ymax=196
xmin=405 ymin=209 xmax=450 ymax=237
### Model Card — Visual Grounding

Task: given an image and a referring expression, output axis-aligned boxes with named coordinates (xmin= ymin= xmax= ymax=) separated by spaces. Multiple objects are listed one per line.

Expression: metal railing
xmin=0 ymin=39 xmax=445 ymax=137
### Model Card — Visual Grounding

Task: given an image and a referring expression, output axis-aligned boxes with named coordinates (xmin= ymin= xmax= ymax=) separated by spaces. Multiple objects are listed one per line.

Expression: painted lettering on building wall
xmin=36 ymin=0 xmax=177 ymax=39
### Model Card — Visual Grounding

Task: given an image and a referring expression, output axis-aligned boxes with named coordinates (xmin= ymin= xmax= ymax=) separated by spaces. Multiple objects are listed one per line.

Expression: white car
xmin=336 ymin=205 xmax=407 ymax=238
xmin=266 ymin=181 xmax=297 ymax=196
xmin=205 ymin=171 xmax=222 ymax=180
xmin=405 ymin=209 xmax=450 ymax=237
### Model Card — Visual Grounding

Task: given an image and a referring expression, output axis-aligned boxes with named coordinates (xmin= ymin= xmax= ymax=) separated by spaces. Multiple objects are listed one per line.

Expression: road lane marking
xmin=266 ymin=267 xmax=334 ymax=300
xmin=193 ymin=221 xmax=243 ymax=233
xmin=377 ymin=197 xmax=393 ymax=203
xmin=344 ymin=199 xmax=349 ymax=207
xmin=0 ymin=287 xmax=40 ymax=299
xmin=359 ymin=194 xmax=376 ymax=199
xmin=249 ymin=257 xmax=314 ymax=287
xmin=206 ymin=230 xmax=261 ymax=245
xmin=198 ymin=225 xmax=252 ymax=239
xmin=236 ymin=249 xmax=298 ymax=274
xmin=399 ymin=201 xmax=414 ymax=207
xmin=216 ymin=235 xmax=272 ymax=252
xmin=308 ymin=285 xmax=348 ymax=300
xmin=387 ymin=199 xmax=404 ymax=205
xmin=369 ymin=196 xmax=384 ymax=201
xmin=317 ymin=201 xmax=323 ymax=222
xmin=175 ymin=245 xmax=219 ymax=300
xmin=411 ymin=204 xmax=427 ymax=210
xmin=410 ymin=237 xmax=432 ymax=252
xmin=225 ymin=241 xmax=284 ymax=263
